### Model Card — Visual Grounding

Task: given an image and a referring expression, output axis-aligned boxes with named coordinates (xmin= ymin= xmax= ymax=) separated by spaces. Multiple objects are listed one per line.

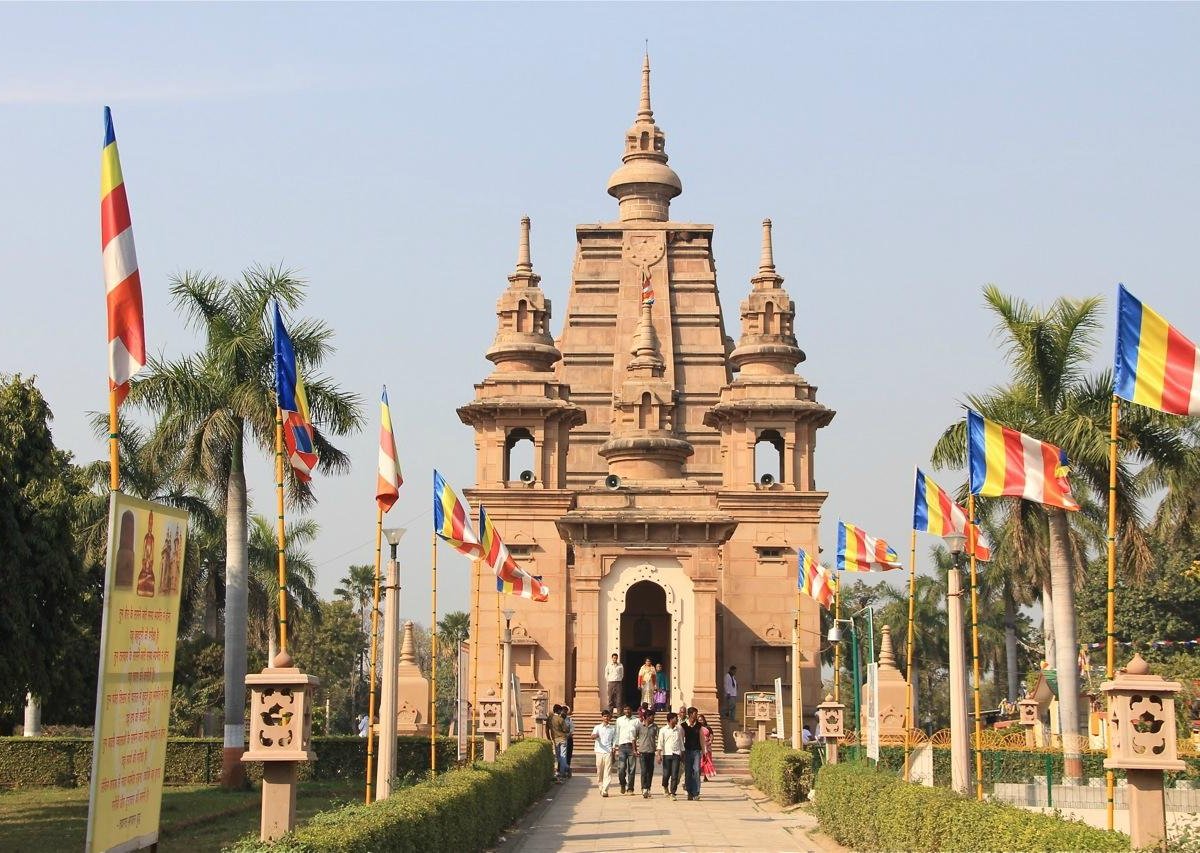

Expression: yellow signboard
xmin=86 ymin=492 xmax=187 ymax=853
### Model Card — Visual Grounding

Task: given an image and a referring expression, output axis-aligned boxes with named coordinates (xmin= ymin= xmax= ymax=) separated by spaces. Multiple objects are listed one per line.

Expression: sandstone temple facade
xmin=458 ymin=57 xmax=835 ymax=728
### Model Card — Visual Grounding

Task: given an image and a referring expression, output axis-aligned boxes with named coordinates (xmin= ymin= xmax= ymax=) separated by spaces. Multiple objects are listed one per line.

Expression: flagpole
xmin=108 ymin=390 xmax=120 ymax=491
xmin=903 ymin=529 xmax=917 ymax=782
xmin=470 ymin=558 xmax=481 ymax=762
xmin=966 ymin=493 xmax=984 ymax=801
xmin=495 ymin=593 xmax=502 ymax=690
xmin=364 ymin=506 xmax=383 ymax=802
xmin=1105 ymin=394 xmax=1119 ymax=830
xmin=833 ymin=582 xmax=842 ymax=704
xmin=275 ymin=410 xmax=289 ymax=658
xmin=431 ymin=532 xmax=438 ymax=774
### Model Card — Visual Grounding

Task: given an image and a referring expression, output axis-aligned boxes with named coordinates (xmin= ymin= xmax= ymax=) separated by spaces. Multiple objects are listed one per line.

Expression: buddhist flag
xmin=376 ymin=387 xmax=403 ymax=512
xmin=967 ymin=410 xmax=1078 ymax=511
xmin=433 ymin=470 xmax=481 ymax=558
xmin=837 ymin=521 xmax=902 ymax=572
xmin=913 ymin=468 xmax=992 ymax=561
xmin=272 ymin=303 xmax=318 ymax=482
xmin=480 ymin=505 xmax=548 ymax=601
xmin=797 ymin=548 xmax=836 ymax=609
xmin=101 ymin=107 xmax=146 ymax=405
xmin=641 ymin=268 xmax=655 ymax=305
xmin=1115 ymin=284 xmax=1200 ymax=416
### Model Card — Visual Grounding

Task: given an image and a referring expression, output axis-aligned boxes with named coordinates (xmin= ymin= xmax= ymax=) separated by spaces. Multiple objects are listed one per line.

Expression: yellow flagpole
xmin=275 ymin=410 xmax=289 ymax=658
xmin=904 ymin=529 xmax=917 ymax=782
xmin=495 ymin=590 xmax=502 ymax=690
xmin=430 ymin=532 xmax=438 ymax=774
xmin=1105 ymin=395 xmax=1119 ymax=830
xmin=108 ymin=390 xmax=120 ymax=491
xmin=470 ymin=558 xmax=481 ymax=762
xmin=833 ymin=582 xmax=842 ymax=703
xmin=364 ymin=506 xmax=383 ymax=803
xmin=967 ymin=493 xmax=984 ymax=801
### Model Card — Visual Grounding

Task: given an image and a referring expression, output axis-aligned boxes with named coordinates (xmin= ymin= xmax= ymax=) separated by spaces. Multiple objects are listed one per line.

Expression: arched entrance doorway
xmin=619 ymin=580 xmax=669 ymax=709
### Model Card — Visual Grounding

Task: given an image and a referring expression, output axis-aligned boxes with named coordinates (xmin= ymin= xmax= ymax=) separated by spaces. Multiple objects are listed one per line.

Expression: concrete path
xmin=493 ymin=768 xmax=838 ymax=852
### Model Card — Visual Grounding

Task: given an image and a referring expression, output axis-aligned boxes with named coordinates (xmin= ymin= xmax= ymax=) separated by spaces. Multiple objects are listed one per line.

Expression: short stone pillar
xmin=1101 ymin=654 xmax=1184 ymax=851
xmin=478 ymin=689 xmax=502 ymax=763
xmin=1017 ymin=697 xmax=1040 ymax=748
xmin=817 ymin=694 xmax=845 ymax=765
xmin=531 ymin=690 xmax=549 ymax=737
xmin=753 ymin=694 xmax=776 ymax=743
xmin=243 ymin=652 xmax=319 ymax=842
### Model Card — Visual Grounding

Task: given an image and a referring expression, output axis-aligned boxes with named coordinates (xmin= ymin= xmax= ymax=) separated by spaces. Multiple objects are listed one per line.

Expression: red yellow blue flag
xmin=836 ymin=521 xmax=902 ymax=572
xmin=480 ymin=505 xmax=548 ymax=602
xmin=798 ymin=548 xmax=835 ymax=609
xmin=376 ymin=387 xmax=402 ymax=512
xmin=101 ymin=107 xmax=145 ymax=405
xmin=1115 ymin=284 xmax=1200 ymax=416
xmin=913 ymin=468 xmax=992 ymax=561
xmin=967 ymin=410 xmax=1078 ymax=511
xmin=272 ymin=303 xmax=317 ymax=482
xmin=433 ymin=470 xmax=481 ymax=558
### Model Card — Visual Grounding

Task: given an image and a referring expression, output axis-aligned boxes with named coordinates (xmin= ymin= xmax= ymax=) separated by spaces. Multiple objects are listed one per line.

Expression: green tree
xmin=334 ymin=563 xmax=377 ymax=706
xmin=130 ymin=267 xmax=363 ymax=785
xmin=932 ymin=286 xmax=1190 ymax=778
xmin=247 ymin=514 xmax=322 ymax=661
xmin=291 ymin=599 xmax=366 ymax=735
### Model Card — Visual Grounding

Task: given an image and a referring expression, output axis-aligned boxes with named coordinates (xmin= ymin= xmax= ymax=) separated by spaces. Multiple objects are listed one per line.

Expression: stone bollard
xmin=754 ymin=695 xmax=776 ymax=743
xmin=817 ymin=694 xmax=845 ymax=765
xmin=1017 ymin=696 xmax=1040 ymax=749
xmin=242 ymin=651 xmax=319 ymax=842
xmin=532 ymin=690 xmax=549 ymax=738
xmin=478 ymin=689 xmax=502 ymax=763
xmin=1101 ymin=654 xmax=1184 ymax=851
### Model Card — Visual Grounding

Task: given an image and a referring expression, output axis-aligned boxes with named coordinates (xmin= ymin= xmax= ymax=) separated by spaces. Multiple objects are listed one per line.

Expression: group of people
xmin=583 ymin=704 xmax=716 ymax=800
xmin=606 ymin=654 xmax=671 ymax=712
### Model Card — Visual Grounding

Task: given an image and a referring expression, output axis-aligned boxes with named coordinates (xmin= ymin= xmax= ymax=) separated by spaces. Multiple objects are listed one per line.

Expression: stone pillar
xmin=478 ymin=689 xmax=502 ymax=763
xmin=22 ymin=693 xmax=41 ymax=737
xmin=375 ymin=556 xmax=400 ymax=798
xmin=947 ymin=568 xmax=970 ymax=794
xmin=754 ymin=694 xmax=776 ymax=743
xmin=792 ymin=619 xmax=803 ymax=749
xmin=1101 ymin=654 xmax=1184 ymax=851
xmin=817 ymin=694 xmax=844 ymax=765
xmin=572 ymin=560 xmax=603 ymax=712
xmin=242 ymin=652 xmax=318 ymax=841
xmin=692 ymin=556 xmax=721 ymax=714
xmin=500 ymin=620 xmax=513 ymax=752
xmin=1018 ymin=697 xmax=1040 ymax=749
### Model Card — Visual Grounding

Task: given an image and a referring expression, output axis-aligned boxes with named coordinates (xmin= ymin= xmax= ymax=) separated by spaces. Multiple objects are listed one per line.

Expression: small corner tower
xmin=457 ymin=217 xmax=585 ymax=488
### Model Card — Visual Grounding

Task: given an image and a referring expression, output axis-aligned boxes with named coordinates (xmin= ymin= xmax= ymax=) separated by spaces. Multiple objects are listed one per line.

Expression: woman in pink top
xmin=698 ymin=714 xmax=716 ymax=781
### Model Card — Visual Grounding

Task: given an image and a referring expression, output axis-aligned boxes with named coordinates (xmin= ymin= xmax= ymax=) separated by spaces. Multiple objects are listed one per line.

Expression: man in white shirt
xmin=802 ymin=724 xmax=813 ymax=746
xmin=614 ymin=705 xmax=641 ymax=794
xmin=591 ymin=709 xmax=618 ymax=796
xmin=655 ymin=711 xmax=683 ymax=799
xmin=605 ymin=653 xmax=624 ymax=712
xmin=723 ymin=665 xmax=738 ymax=720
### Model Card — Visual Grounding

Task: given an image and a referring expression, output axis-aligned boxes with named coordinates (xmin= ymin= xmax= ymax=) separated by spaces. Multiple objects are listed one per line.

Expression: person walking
xmin=638 ymin=657 xmax=657 ymax=709
xmin=605 ymin=653 xmax=624 ymax=711
xmin=591 ymin=709 xmax=617 ymax=797
xmin=548 ymin=704 xmax=569 ymax=782
xmin=614 ymin=704 xmax=641 ymax=794
xmin=723 ymin=666 xmax=738 ymax=720
xmin=637 ymin=711 xmax=659 ymax=798
xmin=562 ymin=706 xmax=575 ymax=777
xmin=654 ymin=663 xmax=669 ymax=711
xmin=680 ymin=706 xmax=704 ymax=800
xmin=656 ymin=711 xmax=683 ymax=800
xmin=698 ymin=713 xmax=716 ymax=782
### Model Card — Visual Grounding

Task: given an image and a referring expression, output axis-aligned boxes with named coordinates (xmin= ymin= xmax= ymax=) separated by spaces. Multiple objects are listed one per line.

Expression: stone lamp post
xmin=478 ymin=689 xmax=502 ymax=763
xmin=817 ymin=694 xmax=845 ymax=765
xmin=243 ymin=651 xmax=319 ymax=841
xmin=1101 ymin=654 xmax=1184 ymax=851
xmin=753 ymin=694 xmax=776 ymax=743
xmin=1017 ymin=696 xmax=1040 ymax=749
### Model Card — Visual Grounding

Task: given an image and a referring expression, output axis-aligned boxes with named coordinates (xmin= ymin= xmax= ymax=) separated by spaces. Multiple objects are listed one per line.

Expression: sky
xmin=3 ymin=3 xmax=1199 ymax=628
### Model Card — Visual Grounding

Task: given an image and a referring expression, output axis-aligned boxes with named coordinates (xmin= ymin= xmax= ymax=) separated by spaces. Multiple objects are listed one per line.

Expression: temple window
xmin=755 ymin=429 xmax=785 ymax=483
xmin=504 ymin=427 xmax=535 ymax=481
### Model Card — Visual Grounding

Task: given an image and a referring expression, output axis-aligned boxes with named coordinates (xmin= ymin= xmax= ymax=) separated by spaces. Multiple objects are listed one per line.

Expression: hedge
xmin=813 ymin=762 xmax=1129 ymax=852
xmin=0 ymin=735 xmax=458 ymax=788
xmin=748 ymin=740 xmax=813 ymax=805
xmin=230 ymin=739 xmax=554 ymax=853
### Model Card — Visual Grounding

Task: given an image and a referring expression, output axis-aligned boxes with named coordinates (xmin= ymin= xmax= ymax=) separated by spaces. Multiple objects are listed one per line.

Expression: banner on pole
xmin=773 ymin=677 xmax=785 ymax=739
xmin=86 ymin=492 xmax=187 ymax=853
xmin=866 ymin=662 xmax=880 ymax=761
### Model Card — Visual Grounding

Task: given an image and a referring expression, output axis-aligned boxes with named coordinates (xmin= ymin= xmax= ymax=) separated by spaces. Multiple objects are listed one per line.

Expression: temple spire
xmin=628 ymin=301 xmax=665 ymax=376
xmin=758 ymin=218 xmax=775 ymax=273
xmin=515 ymin=215 xmax=532 ymax=275
xmin=484 ymin=215 xmax=560 ymax=372
xmin=606 ymin=54 xmax=682 ymax=221
xmin=638 ymin=52 xmax=653 ymax=120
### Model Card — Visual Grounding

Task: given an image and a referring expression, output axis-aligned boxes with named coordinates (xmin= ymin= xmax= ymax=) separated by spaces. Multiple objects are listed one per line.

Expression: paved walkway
xmin=494 ymin=768 xmax=837 ymax=852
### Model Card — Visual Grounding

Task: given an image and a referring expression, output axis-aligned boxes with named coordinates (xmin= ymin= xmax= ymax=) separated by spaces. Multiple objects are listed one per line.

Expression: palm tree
xmin=129 ymin=266 xmax=363 ymax=786
xmin=932 ymin=286 xmax=1190 ymax=778
xmin=437 ymin=611 xmax=471 ymax=647
xmin=246 ymin=514 xmax=322 ymax=661
xmin=334 ymin=563 xmax=377 ymax=685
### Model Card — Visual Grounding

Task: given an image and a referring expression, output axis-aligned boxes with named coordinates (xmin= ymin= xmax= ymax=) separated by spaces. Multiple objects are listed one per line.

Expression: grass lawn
xmin=0 ymin=779 xmax=362 ymax=852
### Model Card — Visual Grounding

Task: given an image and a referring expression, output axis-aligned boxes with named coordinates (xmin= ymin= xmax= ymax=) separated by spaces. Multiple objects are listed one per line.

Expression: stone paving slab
xmin=494 ymin=768 xmax=837 ymax=853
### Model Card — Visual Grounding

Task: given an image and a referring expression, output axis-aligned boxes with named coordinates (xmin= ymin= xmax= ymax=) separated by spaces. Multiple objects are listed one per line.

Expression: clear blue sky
xmin=3 ymin=3 xmax=1198 ymax=625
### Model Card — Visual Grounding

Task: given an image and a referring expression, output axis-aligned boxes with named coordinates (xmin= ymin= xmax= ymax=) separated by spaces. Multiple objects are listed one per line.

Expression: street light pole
xmin=500 ymin=608 xmax=514 ymax=752
xmin=375 ymin=527 xmax=405 ymax=799
xmin=944 ymin=532 xmax=971 ymax=795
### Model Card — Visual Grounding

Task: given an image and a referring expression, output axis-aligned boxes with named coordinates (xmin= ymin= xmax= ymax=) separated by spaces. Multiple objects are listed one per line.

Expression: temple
xmin=457 ymin=56 xmax=835 ymax=738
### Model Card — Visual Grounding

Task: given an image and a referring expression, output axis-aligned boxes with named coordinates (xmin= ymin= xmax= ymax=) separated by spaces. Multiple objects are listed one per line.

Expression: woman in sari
xmin=637 ymin=657 xmax=657 ymax=709
xmin=698 ymin=714 xmax=716 ymax=781
xmin=653 ymin=662 xmax=669 ymax=711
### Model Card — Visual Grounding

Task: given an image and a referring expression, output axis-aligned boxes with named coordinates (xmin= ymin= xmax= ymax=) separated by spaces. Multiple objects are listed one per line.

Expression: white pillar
xmin=375 ymin=556 xmax=400 ymax=798
xmin=948 ymin=568 xmax=970 ymax=794
xmin=23 ymin=693 xmax=41 ymax=737
xmin=792 ymin=618 xmax=803 ymax=749
xmin=500 ymin=626 xmax=513 ymax=751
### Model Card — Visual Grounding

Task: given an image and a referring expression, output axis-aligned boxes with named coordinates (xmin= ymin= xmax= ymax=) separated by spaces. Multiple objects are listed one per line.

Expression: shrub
xmin=0 ymin=735 xmax=458 ymax=788
xmin=748 ymin=740 xmax=813 ymax=805
xmin=229 ymin=739 xmax=553 ymax=852
xmin=813 ymin=762 xmax=1129 ymax=852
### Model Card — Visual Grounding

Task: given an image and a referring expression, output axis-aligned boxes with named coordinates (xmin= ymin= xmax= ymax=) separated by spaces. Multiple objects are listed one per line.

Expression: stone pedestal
xmin=817 ymin=694 xmax=844 ymax=765
xmin=1018 ymin=696 xmax=1040 ymax=749
xmin=1101 ymin=654 xmax=1184 ymax=851
xmin=242 ymin=652 xmax=318 ymax=842
xmin=478 ymin=689 xmax=502 ymax=764
xmin=753 ymin=694 xmax=775 ymax=743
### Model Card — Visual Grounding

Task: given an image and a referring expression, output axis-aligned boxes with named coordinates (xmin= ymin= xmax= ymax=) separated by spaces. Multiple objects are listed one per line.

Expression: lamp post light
xmin=375 ymin=527 xmax=405 ymax=799
xmin=942 ymin=530 xmax=972 ymax=795
xmin=827 ymin=606 xmax=873 ymax=758
xmin=500 ymin=607 xmax=515 ymax=752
